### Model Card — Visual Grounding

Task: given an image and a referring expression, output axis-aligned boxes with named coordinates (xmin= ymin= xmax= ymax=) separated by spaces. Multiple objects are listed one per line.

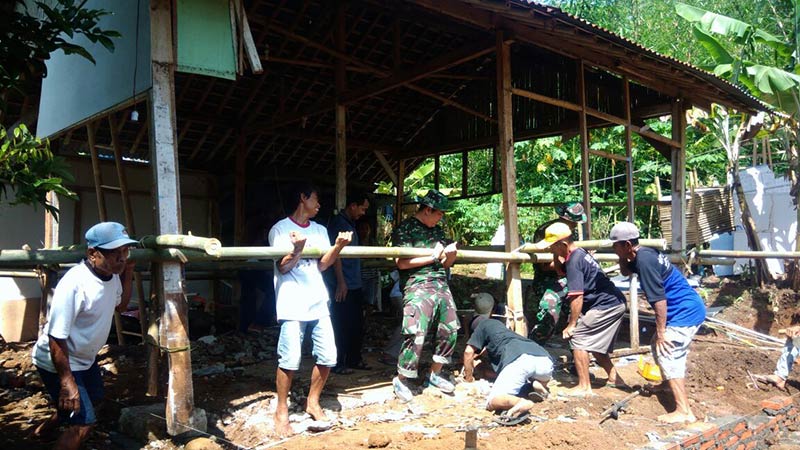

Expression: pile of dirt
xmin=3 ymin=273 xmax=800 ymax=450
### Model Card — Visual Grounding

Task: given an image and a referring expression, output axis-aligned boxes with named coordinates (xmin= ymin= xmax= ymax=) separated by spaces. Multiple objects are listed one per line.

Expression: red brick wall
xmin=639 ymin=396 xmax=798 ymax=450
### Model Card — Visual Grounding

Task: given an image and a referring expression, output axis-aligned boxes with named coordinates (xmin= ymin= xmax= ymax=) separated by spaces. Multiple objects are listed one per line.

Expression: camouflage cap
xmin=555 ymin=202 xmax=586 ymax=223
xmin=419 ymin=189 xmax=450 ymax=211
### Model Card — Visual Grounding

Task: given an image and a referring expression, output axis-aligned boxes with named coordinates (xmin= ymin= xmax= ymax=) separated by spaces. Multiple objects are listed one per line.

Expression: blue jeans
xmin=38 ymin=362 xmax=103 ymax=425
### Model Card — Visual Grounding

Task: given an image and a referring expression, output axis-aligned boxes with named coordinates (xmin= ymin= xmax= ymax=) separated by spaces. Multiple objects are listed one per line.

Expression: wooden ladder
xmin=86 ymin=115 xmax=147 ymax=344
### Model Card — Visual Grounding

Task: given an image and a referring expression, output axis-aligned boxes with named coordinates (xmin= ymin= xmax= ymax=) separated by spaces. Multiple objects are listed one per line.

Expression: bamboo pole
xmin=0 ymin=245 xmax=736 ymax=268
xmin=519 ymin=238 xmax=667 ymax=253
xmin=140 ymin=234 xmax=222 ymax=256
xmin=697 ymin=249 xmax=800 ymax=259
xmin=629 ymin=274 xmax=639 ymax=350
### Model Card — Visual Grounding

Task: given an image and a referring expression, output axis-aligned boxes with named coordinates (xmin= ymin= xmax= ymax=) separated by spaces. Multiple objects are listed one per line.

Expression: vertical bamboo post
xmin=577 ymin=61 xmax=592 ymax=238
xmin=496 ymin=31 xmax=526 ymax=336
xmin=623 ymin=77 xmax=634 ymax=222
xmin=149 ymin=0 xmax=199 ymax=435
xmin=671 ymin=99 xmax=687 ymax=252
xmin=41 ymin=192 xmax=60 ymax=329
xmin=629 ymin=274 xmax=639 ymax=350
xmin=335 ymin=3 xmax=347 ymax=211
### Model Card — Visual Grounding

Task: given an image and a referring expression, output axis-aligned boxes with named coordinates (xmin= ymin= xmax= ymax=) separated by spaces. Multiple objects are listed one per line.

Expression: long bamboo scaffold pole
xmin=0 ymin=244 xmax=734 ymax=267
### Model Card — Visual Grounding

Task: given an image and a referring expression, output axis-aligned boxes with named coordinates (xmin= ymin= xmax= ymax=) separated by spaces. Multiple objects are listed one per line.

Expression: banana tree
xmin=677 ymin=2 xmax=800 ymax=286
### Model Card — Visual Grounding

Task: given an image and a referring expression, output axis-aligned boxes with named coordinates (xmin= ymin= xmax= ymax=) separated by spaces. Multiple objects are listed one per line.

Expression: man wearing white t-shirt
xmin=269 ymin=182 xmax=352 ymax=437
xmin=32 ymin=222 xmax=137 ymax=450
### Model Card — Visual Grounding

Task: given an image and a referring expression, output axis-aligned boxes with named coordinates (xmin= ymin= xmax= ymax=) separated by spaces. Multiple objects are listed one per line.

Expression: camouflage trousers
xmin=528 ymin=275 xmax=569 ymax=344
xmin=397 ymin=279 xmax=460 ymax=379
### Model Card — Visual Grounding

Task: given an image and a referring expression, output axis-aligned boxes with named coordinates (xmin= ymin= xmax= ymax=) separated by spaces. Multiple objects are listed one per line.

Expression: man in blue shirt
xmin=327 ymin=192 xmax=370 ymax=374
xmin=610 ymin=221 xmax=706 ymax=424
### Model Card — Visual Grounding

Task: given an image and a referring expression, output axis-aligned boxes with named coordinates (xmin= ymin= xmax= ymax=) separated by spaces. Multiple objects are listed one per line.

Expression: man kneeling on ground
xmin=462 ymin=294 xmax=554 ymax=418
xmin=752 ymin=324 xmax=800 ymax=391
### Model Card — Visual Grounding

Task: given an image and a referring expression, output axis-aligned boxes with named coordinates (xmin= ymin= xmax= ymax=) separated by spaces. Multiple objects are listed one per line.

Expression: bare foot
xmin=274 ymin=407 xmax=293 ymax=437
xmin=561 ymin=386 xmax=595 ymax=398
xmin=507 ymin=399 xmax=534 ymax=417
xmin=658 ymin=411 xmax=697 ymax=424
xmin=305 ymin=404 xmax=329 ymax=422
xmin=753 ymin=374 xmax=787 ymax=390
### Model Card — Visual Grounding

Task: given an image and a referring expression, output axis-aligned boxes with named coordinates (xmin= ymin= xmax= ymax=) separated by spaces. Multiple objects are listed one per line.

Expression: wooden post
xmin=149 ymin=0 xmax=200 ymax=435
xmin=670 ymin=99 xmax=687 ymax=252
xmin=496 ymin=31 xmax=526 ymax=336
xmin=335 ymin=3 xmax=347 ymax=211
xmin=629 ymin=273 xmax=639 ymax=350
xmin=623 ymin=78 xmax=635 ymax=222
xmin=395 ymin=160 xmax=405 ymax=227
xmin=577 ymin=61 xmax=592 ymax=238
xmin=41 ymin=191 xmax=60 ymax=329
xmin=234 ymin=134 xmax=245 ymax=245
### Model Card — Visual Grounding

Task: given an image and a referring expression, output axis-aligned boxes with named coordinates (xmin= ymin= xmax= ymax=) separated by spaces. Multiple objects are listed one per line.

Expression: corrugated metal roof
xmin=504 ymin=0 xmax=771 ymax=113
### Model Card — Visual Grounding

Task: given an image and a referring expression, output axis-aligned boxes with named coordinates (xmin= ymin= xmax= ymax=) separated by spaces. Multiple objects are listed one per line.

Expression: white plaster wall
xmin=732 ymin=165 xmax=796 ymax=275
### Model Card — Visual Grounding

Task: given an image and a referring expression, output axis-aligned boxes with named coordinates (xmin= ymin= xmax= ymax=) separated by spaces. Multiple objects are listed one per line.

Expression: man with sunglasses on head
xmin=32 ymin=222 xmax=137 ymax=450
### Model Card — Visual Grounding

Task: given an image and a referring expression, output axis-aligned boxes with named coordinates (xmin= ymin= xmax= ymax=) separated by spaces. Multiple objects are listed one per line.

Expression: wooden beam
xmin=149 ymin=0 xmax=198 ymax=435
xmin=670 ymin=99 xmax=687 ymax=251
xmin=496 ymin=31 xmax=526 ymax=336
xmin=511 ymin=87 xmax=582 ymax=112
xmin=373 ymin=150 xmax=397 ymax=185
xmin=588 ymin=148 xmax=627 ymax=162
xmin=86 ymin=121 xmax=107 ymax=221
xmin=578 ymin=60 xmax=592 ymax=237
xmin=340 ymin=40 xmax=495 ymax=104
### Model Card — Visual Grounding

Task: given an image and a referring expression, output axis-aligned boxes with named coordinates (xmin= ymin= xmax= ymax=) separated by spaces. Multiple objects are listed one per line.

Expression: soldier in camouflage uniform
xmin=528 ymin=202 xmax=586 ymax=344
xmin=390 ymin=189 xmax=460 ymax=402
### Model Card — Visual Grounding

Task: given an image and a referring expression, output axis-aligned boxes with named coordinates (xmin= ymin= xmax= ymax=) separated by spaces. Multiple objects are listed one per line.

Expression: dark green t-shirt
xmin=392 ymin=217 xmax=447 ymax=288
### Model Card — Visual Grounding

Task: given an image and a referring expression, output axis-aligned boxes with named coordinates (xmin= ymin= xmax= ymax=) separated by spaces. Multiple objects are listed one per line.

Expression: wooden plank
xmin=670 ymin=99 xmax=687 ymax=252
xmin=496 ymin=31 xmax=526 ymax=337
xmin=234 ymin=0 xmax=263 ymax=74
xmin=149 ymin=0 xmax=197 ymax=435
xmin=577 ymin=61 xmax=592 ymax=238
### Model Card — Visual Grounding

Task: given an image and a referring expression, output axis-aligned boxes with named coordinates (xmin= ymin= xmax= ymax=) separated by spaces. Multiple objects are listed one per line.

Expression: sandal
xmin=493 ymin=411 xmax=530 ymax=426
xmin=332 ymin=366 xmax=354 ymax=375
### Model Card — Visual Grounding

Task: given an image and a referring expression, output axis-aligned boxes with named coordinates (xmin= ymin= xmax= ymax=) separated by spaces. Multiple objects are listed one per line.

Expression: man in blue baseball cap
xmin=32 ymin=222 xmax=137 ymax=449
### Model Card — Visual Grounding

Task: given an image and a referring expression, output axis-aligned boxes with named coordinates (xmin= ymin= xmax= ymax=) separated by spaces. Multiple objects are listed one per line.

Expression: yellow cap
xmin=532 ymin=222 xmax=572 ymax=250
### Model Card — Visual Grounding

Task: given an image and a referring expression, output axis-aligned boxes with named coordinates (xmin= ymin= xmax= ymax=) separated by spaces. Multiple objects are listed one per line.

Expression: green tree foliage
xmin=0 ymin=1 xmax=119 ymax=220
